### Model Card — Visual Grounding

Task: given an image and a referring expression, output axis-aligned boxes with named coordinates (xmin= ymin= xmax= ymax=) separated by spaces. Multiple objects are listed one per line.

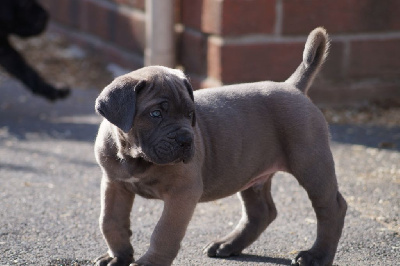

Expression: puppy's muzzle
xmin=167 ymin=129 xmax=194 ymax=163
xmin=175 ymin=131 xmax=193 ymax=148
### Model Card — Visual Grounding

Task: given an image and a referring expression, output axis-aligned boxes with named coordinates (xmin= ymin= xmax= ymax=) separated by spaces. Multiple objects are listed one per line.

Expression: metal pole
xmin=145 ymin=0 xmax=175 ymax=67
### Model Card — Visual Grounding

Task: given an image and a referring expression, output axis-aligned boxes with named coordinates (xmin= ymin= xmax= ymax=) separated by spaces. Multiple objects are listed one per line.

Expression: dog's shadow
xmin=211 ymin=253 xmax=292 ymax=265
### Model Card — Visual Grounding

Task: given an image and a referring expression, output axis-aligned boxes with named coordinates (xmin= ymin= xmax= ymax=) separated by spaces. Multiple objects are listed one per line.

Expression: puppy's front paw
xmin=291 ymin=250 xmax=332 ymax=266
xmin=94 ymin=253 xmax=133 ymax=266
xmin=203 ymin=241 xmax=242 ymax=258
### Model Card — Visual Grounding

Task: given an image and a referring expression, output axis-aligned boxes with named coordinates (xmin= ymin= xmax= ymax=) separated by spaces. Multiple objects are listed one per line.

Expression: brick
xmin=175 ymin=0 xmax=182 ymax=24
xmin=347 ymin=39 xmax=400 ymax=79
xmin=208 ymin=39 xmax=305 ymax=84
xmin=282 ymin=0 xmax=400 ymax=35
xmin=178 ymin=29 xmax=208 ymax=76
xmin=114 ymin=8 xmax=145 ymax=54
xmin=220 ymin=0 xmax=275 ymax=35
xmin=309 ymin=79 xmax=400 ymax=105
xmin=181 ymin=0 xmax=203 ymax=30
xmin=48 ymin=0 xmax=69 ymax=25
xmin=79 ymin=0 xmax=114 ymax=41
xmin=182 ymin=0 xmax=275 ymax=36
xmin=320 ymin=41 xmax=345 ymax=81
xmin=48 ymin=0 xmax=80 ymax=28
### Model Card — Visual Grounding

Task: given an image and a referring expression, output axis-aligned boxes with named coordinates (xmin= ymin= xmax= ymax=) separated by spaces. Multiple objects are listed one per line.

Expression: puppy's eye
xmin=150 ymin=110 xmax=162 ymax=118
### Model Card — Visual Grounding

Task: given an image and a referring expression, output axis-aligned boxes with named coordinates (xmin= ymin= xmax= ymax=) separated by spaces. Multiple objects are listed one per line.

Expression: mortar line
xmin=211 ymin=31 xmax=400 ymax=46
xmin=341 ymin=40 xmax=351 ymax=78
xmin=274 ymin=0 xmax=283 ymax=36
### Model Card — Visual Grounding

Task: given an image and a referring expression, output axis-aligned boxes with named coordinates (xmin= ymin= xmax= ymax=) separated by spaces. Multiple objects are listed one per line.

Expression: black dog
xmin=0 ymin=0 xmax=70 ymax=101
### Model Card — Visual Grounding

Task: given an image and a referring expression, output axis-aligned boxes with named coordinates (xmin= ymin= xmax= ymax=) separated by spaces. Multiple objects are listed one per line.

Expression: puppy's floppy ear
xmin=95 ymin=79 xmax=146 ymax=133
xmin=184 ymin=79 xmax=196 ymax=126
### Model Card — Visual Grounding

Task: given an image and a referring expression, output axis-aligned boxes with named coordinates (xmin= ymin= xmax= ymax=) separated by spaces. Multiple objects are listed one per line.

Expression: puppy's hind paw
xmin=291 ymin=250 xmax=332 ymax=266
xmin=203 ymin=241 xmax=242 ymax=258
xmin=94 ymin=253 xmax=132 ymax=266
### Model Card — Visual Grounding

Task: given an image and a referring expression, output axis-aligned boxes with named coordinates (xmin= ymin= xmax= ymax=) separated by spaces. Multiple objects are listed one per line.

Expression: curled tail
xmin=285 ymin=27 xmax=330 ymax=94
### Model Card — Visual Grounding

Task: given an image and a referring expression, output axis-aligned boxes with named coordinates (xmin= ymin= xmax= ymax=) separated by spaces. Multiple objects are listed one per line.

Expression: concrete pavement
xmin=0 ymin=77 xmax=399 ymax=265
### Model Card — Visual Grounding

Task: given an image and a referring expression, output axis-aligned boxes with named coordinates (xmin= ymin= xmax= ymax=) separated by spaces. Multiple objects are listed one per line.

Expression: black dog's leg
xmin=0 ymin=38 xmax=70 ymax=101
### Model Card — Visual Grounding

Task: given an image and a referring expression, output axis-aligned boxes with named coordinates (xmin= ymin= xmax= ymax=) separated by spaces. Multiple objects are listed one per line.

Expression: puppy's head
xmin=96 ymin=66 xmax=196 ymax=165
xmin=0 ymin=0 xmax=49 ymax=37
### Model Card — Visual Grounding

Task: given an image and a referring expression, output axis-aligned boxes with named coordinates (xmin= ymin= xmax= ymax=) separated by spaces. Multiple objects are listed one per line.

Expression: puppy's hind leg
xmin=289 ymin=146 xmax=347 ymax=266
xmin=204 ymin=176 xmax=277 ymax=257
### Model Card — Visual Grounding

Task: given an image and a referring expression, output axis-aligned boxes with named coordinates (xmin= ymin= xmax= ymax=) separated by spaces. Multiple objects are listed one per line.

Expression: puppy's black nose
xmin=175 ymin=132 xmax=193 ymax=147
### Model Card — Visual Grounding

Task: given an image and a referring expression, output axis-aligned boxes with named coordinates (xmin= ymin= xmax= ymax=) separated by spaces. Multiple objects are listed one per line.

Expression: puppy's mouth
xmin=143 ymin=141 xmax=194 ymax=165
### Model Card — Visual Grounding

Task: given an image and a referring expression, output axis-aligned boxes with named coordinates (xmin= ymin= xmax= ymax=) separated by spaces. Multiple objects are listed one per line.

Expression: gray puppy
xmin=94 ymin=27 xmax=347 ymax=266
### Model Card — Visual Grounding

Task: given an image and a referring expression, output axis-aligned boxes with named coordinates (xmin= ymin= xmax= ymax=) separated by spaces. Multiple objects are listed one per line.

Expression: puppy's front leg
xmin=95 ymin=178 xmax=135 ymax=266
xmin=134 ymin=186 xmax=201 ymax=266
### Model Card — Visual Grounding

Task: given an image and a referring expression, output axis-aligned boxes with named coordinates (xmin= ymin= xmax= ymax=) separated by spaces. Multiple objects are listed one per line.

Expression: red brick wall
xmin=180 ymin=0 xmax=400 ymax=104
xmin=39 ymin=0 xmax=400 ymax=105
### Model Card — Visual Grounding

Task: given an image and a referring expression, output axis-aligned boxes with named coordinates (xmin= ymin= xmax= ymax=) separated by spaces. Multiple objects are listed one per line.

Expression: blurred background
xmin=35 ymin=0 xmax=400 ymax=104
xmin=5 ymin=0 xmax=395 ymax=125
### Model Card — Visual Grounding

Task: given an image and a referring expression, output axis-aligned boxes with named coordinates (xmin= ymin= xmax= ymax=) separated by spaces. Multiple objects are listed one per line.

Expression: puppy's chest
xmin=117 ymin=158 xmax=163 ymax=199
xmin=126 ymin=180 xmax=161 ymax=199
xmin=123 ymin=170 xmax=163 ymax=200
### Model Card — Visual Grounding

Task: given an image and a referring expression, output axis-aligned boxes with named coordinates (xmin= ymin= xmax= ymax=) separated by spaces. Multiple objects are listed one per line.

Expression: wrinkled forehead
xmin=136 ymin=69 xmax=192 ymax=110
xmin=147 ymin=71 xmax=186 ymax=97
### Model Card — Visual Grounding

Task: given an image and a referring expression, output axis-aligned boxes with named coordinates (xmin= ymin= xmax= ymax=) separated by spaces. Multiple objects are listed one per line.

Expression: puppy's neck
xmin=112 ymin=127 xmax=153 ymax=175
xmin=113 ymin=126 xmax=141 ymax=159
